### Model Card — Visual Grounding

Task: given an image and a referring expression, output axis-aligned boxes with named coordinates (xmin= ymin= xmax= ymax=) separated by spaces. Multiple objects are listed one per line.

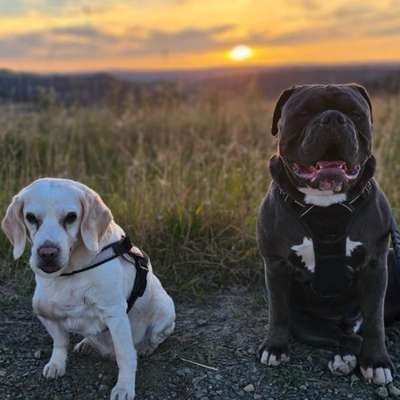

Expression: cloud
xmin=125 ymin=25 xmax=236 ymax=56
xmin=1 ymin=16 xmax=400 ymax=63
xmin=0 ymin=25 xmax=117 ymax=59
xmin=0 ymin=24 xmax=238 ymax=60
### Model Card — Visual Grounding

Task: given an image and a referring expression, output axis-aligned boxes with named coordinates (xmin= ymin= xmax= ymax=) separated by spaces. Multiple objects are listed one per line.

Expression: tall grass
xmin=0 ymin=91 xmax=399 ymax=296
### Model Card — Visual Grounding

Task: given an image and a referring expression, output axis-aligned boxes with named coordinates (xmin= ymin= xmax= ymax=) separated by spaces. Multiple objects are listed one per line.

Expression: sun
xmin=228 ymin=45 xmax=253 ymax=62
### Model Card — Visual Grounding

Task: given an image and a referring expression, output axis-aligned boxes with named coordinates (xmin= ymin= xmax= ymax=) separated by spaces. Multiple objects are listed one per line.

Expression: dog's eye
xmin=26 ymin=213 xmax=38 ymax=225
xmin=350 ymin=112 xmax=363 ymax=120
xmin=64 ymin=212 xmax=77 ymax=225
xmin=298 ymin=111 xmax=309 ymax=117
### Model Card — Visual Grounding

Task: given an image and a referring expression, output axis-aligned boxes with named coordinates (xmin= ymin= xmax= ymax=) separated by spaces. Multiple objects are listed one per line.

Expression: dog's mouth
xmin=291 ymin=161 xmax=361 ymax=192
xmin=38 ymin=264 xmax=62 ymax=274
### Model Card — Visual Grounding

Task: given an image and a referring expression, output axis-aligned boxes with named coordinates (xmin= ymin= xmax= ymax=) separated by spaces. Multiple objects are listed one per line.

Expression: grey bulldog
xmin=257 ymin=84 xmax=400 ymax=385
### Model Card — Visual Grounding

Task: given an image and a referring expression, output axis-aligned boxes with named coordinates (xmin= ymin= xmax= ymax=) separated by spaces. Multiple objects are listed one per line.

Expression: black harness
xmin=281 ymin=182 xmax=374 ymax=298
xmin=60 ymin=236 xmax=149 ymax=312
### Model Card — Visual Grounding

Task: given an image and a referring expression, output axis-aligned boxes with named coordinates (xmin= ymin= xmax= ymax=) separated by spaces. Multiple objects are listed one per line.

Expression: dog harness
xmin=281 ymin=181 xmax=374 ymax=298
xmin=60 ymin=236 xmax=149 ymax=312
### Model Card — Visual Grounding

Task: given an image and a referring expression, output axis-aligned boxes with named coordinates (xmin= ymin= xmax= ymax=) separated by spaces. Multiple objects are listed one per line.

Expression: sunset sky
xmin=1 ymin=0 xmax=400 ymax=72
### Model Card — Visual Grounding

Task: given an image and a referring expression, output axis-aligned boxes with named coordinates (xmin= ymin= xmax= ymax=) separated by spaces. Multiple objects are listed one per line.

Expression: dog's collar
xmin=279 ymin=179 xmax=374 ymax=218
xmin=60 ymin=236 xmax=149 ymax=312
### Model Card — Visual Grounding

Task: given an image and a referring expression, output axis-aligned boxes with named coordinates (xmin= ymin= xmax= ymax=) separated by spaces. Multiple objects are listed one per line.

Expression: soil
xmin=1 ymin=286 xmax=400 ymax=400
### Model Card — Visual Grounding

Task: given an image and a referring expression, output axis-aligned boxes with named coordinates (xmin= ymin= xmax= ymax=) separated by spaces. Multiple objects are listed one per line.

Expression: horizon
xmin=3 ymin=60 xmax=400 ymax=78
xmin=1 ymin=1 xmax=400 ymax=73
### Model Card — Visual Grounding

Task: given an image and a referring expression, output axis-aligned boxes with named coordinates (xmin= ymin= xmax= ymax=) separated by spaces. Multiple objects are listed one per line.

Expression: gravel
xmin=2 ymin=287 xmax=400 ymax=399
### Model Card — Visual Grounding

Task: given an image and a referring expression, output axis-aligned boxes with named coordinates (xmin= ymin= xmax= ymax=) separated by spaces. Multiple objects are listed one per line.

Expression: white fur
xmin=291 ymin=237 xmax=315 ymax=273
xmin=346 ymin=237 xmax=362 ymax=256
xmin=352 ymin=317 xmax=363 ymax=333
xmin=361 ymin=366 xmax=393 ymax=385
xmin=260 ymin=350 xmax=289 ymax=366
xmin=2 ymin=178 xmax=175 ymax=400
xmin=328 ymin=354 xmax=357 ymax=376
xmin=299 ymin=188 xmax=347 ymax=207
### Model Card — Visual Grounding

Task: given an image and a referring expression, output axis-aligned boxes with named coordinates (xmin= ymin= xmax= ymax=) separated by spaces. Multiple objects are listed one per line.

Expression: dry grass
xmin=0 ymin=91 xmax=399 ymax=296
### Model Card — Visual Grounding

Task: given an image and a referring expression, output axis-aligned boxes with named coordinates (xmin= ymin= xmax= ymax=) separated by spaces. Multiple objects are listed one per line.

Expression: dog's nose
xmin=321 ymin=110 xmax=346 ymax=125
xmin=38 ymin=242 xmax=60 ymax=261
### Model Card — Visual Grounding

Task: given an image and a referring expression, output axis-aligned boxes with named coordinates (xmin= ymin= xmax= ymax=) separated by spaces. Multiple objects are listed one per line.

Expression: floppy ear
xmin=271 ymin=86 xmax=299 ymax=136
xmin=1 ymin=195 xmax=26 ymax=259
xmin=80 ymin=190 xmax=113 ymax=253
xmin=349 ymin=84 xmax=373 ymax=124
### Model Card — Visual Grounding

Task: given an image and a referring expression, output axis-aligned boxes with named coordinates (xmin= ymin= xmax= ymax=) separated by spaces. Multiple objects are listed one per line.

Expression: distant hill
xmin=177 ymin=64 xmax=400 ymax=98
xmin=0 ymin=64 xmax=400 ymax=106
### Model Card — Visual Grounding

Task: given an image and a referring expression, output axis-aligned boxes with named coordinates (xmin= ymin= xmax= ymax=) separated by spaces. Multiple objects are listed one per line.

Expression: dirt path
xmin=1 ymin=288 xmax=400 ymax=400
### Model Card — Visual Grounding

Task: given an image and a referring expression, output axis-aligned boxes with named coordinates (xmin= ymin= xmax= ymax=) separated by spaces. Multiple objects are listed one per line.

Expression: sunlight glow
xmin=228 ymin=45 xmax=253 ymax=62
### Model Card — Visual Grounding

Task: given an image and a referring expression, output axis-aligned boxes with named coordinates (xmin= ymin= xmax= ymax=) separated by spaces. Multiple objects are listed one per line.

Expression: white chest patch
xmin=291 ymin=237 xmax=315 ymax=273
xmin=299 ymin=188 xmax=347 ymax=207
xmin=346 ymin=238 xmax=362 ymax=256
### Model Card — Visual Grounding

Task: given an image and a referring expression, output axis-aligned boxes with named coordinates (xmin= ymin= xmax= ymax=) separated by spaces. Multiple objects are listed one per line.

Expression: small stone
xmin=254 ymin=395 xmax=262 ymax=400
xmin=99 ymin=384 xmax=109 ymax=392
xmin=375 ymin=386 xmax=389 ymax=399
xmin=300 ymin=385 xmax=307 ymax=390
xmin=243 ymin=384 xmax=255 ymax=393
xmin=34 ymin=350 xmax=41 ymax=359
xmin=0 ymin=369 xmax=6 ymax=377
xmin=388 ymin=383 xmax=400 ymax=397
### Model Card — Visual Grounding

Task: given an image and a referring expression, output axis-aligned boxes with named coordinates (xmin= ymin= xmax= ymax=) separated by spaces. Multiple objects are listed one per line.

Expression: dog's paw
xmin=260 ymin=350 xmax=290 ymax=366
xmin=43 ymin=360 xmax=66 ymax=379
xmin=259 ymin=342 xmax=289 ymax=367
xmin=360 ymin=351 xmax=393 ymax=385
xmin=73 ymin=338 xmax=92 ymax=354
xmin=360 ymin=366 xmax=393 ymax=385
xmin=328 ymin=354 xmax=357 ymax=376
xmin=110 ymin=383 xmax=135 ymax=400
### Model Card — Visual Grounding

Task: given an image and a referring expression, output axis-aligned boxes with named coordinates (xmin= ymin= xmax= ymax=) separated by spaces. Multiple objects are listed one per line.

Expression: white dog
xmin=2 ymin=178 xmax=175 ymax=400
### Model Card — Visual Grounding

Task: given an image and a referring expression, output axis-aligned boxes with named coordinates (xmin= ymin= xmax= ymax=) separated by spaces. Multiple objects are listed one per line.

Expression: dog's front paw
xmin=360 ymin=352 xmax=393 ymax=385
xmin=258 ymin=341 xmax=289 ymax=367
xmin=360 ymin=366 xmax=393 ymax=385
xmin=43 ymin=360 xmax=66 ymax=379
xmin=328 ymin=354 xmax=357 ymax=376
xmin=110 ymin=383 xmax=135 ymax=400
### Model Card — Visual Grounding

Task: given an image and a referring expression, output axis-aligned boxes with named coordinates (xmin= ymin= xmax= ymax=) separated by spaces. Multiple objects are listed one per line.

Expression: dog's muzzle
xmin=37 ymin=241 xmax=62 ymax=273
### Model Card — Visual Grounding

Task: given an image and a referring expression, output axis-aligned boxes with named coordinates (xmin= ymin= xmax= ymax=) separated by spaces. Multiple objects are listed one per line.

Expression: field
xmin=1 ymin=91 xmax=400 ymax=399
xmin=0 ymin=91 xmax=399 ymax=296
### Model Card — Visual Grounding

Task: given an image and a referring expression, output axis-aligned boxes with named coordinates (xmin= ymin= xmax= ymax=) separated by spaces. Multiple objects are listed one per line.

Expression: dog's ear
xmin=80 ymin=190 xmax=113 ymax=253
xmin=271 ymin=86 xmax=299 ymax=136
xmin=349 ymin=84 xmax=373 ymax=124
xmin=1 ymin=195 xmax=26 ymax=259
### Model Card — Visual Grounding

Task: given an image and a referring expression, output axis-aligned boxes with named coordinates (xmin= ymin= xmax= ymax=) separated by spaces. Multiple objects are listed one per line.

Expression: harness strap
xmin=280 ymin=181 xmax=373 ymax=298
xmin=60 ymin=236 xmax=149 ymax=313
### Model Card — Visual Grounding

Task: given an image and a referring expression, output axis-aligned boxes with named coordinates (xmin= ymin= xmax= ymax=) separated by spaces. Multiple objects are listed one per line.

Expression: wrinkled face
xmin=277 ymin=84 xmax=372 ymax=193
xmin=1 ymin=178 xmax=112 ymax=278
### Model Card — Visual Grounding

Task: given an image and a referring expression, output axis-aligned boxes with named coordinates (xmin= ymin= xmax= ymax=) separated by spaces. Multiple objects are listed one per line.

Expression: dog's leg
xmin=38 ymin=316 xmax=69 ymax=379
xmin=104 ymin=313 xmax=136 ymax=400
xmin=358 ymin=255 xmax=393 ymax=385
xmin=259 ymin=257 xmax=291 ymax=367
xmin=136 ymin=283 xmax=175 ymax=356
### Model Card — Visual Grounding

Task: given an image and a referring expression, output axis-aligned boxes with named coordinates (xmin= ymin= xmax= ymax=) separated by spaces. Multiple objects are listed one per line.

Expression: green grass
xmin=0 ymin=91 xmax=399 ymax=296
